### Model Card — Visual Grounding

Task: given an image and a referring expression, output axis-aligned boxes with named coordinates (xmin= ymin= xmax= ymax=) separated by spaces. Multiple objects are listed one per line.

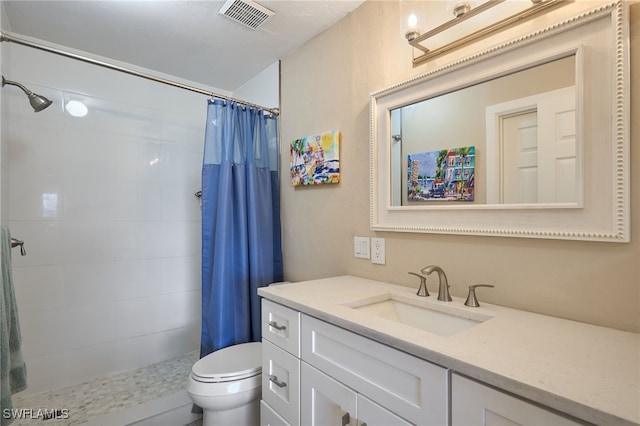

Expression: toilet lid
xmin=191 ymin=342 xmax=262 ymax=382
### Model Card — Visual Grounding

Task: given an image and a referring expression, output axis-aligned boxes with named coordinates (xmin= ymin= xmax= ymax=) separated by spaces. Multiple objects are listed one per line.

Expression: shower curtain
xmin=200 ymin=99 xmax=283 ymax=357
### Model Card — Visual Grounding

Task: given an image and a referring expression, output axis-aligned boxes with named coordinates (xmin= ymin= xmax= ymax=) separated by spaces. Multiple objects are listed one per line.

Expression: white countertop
xmin=258 ymin=276 xmax=640 ymax=426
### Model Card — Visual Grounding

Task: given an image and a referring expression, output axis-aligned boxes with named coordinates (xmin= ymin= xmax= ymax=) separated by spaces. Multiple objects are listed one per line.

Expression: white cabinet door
xmin=357 ymin=394 xmax=412 ymax=426
xmin=452 ymin=374 xmax=585 ymax=426
xmin=301 ymin=362 xmax=357 ymax=426
xmin=261 ymin=400 xmax=292 ymax=426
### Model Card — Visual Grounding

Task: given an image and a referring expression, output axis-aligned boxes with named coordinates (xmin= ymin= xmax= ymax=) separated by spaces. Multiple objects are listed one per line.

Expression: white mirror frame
xmin=370 ymin=1 xmax=629 ymax=242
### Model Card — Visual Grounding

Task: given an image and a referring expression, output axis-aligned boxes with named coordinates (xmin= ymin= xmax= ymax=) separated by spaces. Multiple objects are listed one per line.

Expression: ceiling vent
xmin=218 ymin=0 xmax=275 ymax=30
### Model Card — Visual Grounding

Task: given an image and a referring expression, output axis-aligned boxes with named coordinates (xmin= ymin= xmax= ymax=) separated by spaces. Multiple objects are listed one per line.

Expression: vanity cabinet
xmin=259 ymin=276 xmax=638 ymax=426
xmin=262 ymin=299 xmax=589 ymax=426
xmin=451 ymin=374 xmax=585 ymax=426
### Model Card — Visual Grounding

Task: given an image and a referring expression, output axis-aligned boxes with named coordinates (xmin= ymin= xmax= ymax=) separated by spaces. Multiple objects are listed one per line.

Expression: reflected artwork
xmin=407 ymin=146 xmax=475 ymax=201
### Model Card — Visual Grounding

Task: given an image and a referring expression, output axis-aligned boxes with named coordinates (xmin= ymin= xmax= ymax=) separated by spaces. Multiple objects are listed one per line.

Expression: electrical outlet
xmin=354 ymin=236 xmax=370 ymax=259
xmin=371 ymin=237 xmax=385 ymax=265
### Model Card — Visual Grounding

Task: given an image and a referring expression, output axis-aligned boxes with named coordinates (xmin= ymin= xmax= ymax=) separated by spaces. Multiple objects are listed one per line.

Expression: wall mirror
xmin=370 ymin=1 xmax=629 ymax=242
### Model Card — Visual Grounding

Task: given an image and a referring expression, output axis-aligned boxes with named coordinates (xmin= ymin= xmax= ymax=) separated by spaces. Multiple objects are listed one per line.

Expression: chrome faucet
xmin=420 ymin=265 xmax=452 ymax=302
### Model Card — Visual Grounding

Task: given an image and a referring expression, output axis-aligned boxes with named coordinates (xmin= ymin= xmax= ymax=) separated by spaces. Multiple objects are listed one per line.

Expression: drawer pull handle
xmin=341 ymin=412 xmax=350 ymax=426
xmin=268 ymin=321 xmax=287 ymax=331
xmin=269 ymin=375 xmax=287 ymax=388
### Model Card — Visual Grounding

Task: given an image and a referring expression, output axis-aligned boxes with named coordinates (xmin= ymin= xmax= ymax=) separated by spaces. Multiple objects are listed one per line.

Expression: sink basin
xmin=344 ymin=293 xmax=493 ymax=337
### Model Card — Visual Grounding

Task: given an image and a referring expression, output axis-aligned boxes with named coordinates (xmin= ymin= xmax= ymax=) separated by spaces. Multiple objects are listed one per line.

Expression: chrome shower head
xmin=2 ymin=76 xmax=52 ymax=112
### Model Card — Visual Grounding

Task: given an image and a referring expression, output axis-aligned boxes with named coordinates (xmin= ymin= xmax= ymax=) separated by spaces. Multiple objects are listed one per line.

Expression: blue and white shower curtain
xmin=200 ymin=99 xmax=283 ymax=357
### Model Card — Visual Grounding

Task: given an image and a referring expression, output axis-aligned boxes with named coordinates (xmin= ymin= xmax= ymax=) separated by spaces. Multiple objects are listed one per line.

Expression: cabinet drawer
xmin=301 ymin=314 xmax=448 ymax=426
xmin=452 ymin=374 xmax=585 ymax=426
xmin=262 ymin=339 xmax=300 ymax=426
xmin=262 ymin=299 xmax=300 ymax=356
xmin=260 ymin=400 xmax=292 ymax=426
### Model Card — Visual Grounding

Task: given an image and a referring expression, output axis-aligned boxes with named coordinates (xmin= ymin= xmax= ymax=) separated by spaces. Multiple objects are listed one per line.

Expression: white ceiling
xmin=1 ymin=0 xmax=365 ymax=92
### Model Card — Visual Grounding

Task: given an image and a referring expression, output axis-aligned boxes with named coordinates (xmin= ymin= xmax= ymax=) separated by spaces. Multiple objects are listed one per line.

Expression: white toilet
xmin=187 ymin=342 xmax=262 ymax=426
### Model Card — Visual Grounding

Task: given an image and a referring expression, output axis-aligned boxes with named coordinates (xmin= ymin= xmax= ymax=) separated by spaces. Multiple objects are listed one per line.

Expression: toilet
xmin=187 ymin=342 xmax=262 ymax=426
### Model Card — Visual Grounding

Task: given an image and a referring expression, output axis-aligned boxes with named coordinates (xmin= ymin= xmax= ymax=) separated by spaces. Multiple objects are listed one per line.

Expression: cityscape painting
xmin=290 ymin=130 xmax=340 ymax=186
xmin=407 ymin=146 xmax=475 ymax=201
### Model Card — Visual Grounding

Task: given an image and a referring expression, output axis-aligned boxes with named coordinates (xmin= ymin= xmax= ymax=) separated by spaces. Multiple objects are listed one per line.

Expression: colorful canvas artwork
xmin=290 ymin=130 xmax=340 ymax=186
xmin=407 ymin=146 xmax=475 ymax=201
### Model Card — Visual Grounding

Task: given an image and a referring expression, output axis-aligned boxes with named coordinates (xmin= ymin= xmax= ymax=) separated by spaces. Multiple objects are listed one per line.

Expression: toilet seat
xmin=191 ymin=342 xmax=262 ymax=383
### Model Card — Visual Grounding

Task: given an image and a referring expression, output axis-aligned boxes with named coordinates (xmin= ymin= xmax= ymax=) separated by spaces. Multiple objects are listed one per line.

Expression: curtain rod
xmin=0 ymin=31 xmax=279 ymax=116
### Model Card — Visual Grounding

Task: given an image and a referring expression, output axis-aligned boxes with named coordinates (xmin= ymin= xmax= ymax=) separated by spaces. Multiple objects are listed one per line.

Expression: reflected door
xmin=502 ymin=112 xmax=538 ymax=204
xmin=488 ymin=86 xmax=576 ymax=204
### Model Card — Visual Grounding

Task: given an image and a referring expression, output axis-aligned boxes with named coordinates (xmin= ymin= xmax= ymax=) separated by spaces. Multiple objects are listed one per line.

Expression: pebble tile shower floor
xmin=10 ymin=351 xmax=199 ymax=425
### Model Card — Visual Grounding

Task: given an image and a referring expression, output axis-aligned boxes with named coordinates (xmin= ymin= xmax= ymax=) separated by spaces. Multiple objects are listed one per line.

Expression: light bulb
xmin=407 ymin=13 xmax=418 ymax=29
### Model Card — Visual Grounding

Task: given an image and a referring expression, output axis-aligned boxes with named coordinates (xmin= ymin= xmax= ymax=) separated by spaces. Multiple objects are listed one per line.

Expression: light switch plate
xmin=354 ymin=236 xmax=370 ymax=259
xmin=371 ymin=237 xmax=385 ymax=265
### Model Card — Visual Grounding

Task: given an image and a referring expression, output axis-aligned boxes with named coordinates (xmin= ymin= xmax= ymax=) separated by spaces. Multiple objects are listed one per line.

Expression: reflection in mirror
xmin=390 ymin=55 xmax=577 ymax=206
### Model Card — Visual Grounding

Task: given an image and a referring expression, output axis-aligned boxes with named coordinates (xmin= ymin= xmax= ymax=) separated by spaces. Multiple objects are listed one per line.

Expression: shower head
xmin=2 ymin=76 xmax=52 ymax=112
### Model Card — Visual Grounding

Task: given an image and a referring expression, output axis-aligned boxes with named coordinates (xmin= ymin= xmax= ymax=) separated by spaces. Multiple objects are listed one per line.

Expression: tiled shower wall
xmin=2 ymin=42 xmax=216 ymax=394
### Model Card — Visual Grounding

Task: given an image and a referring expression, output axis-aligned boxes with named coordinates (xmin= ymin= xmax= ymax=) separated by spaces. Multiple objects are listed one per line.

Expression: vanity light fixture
xmin=404 ymin=0 xmax=567 ymax=65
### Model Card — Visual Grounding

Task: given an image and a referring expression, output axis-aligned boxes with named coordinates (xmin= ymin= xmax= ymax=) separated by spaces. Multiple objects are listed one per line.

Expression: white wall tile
xmin=7 ymin=220 xmax=64 ymax=267
xmin=161 ymin=120 xmax=205 ymax=152
xmin=115 ymin=135 xmax=141 ymax=181
xmin=19 ymin=352 xmax=71 ymax=392
xmin=159 ymin=256 xmax=201 ymax=294
xmin=8 ymin=175 xmax=65 ymax=220
xmin=12 ymin=265 xmax=65 ymax=311
xmin=61 ymin=221 xmax=117 ymax=263
xmin=62 ymin=128 xmax=116 ymax=179
xmin=57 ymin=343 xmax=120 ymax=387
xmin=155 ymin=290 xmax=200 ymax=332
xmin=62 ymin=262 xmax=121 ymax=306
xmin=113 ymin=259 xmax=163 ymax=300
xmin=115 ymin=297 xmax=155 ymax=339
xmin=109 ymin=327 xmax=200 ymax=376
xmin=64 ymin=178 xmax=117 ymax=221
xmin=7 ymin=119 xmax=66 ymax=178
xmin=63 ymin=303 xmax=116 ymax=349
xmin=113 ymin=182 xmax=163 ymax=222
xmin=18 ymin=307 xmax=68 ymax=357
xmin=137 ymin=140 xmax=172 ymax=184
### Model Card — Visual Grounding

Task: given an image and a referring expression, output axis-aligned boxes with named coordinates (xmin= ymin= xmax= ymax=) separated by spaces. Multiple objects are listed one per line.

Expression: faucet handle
xmin=408 ymin=272 xmax=429 ymax=297
xmin=464 ymin=284 xmax=495 ymax=307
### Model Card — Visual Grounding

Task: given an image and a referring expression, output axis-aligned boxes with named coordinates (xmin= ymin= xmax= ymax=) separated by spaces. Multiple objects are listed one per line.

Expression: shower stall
xmin=0 ymin=40 xmax=205 ymax=397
